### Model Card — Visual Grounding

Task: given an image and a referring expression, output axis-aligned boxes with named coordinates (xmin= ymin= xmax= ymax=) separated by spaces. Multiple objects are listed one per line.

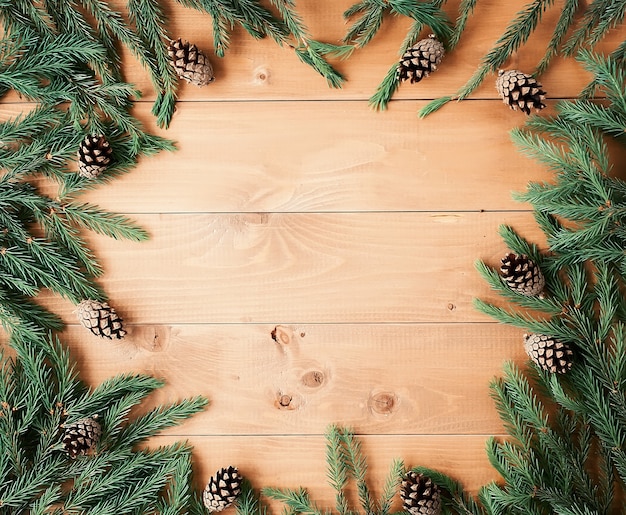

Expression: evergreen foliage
xmin=263 ymin=425 xmax=405 ymax=515
xmin=418 ymin=0 xmax=626 ymax=116
xmin=340 ymin=0 xmax=626 ymax=113
xmin=445 ymin=51 xmax=626 ymax=514
xmin=0 ymin=0 xmax=347 ymax=341
xmin=342 ymin=0 xmax=453 ymax=110
xmin=0 ymin=327 xmax=208 ymax=513
xmin=262 ymin=52 xmax=626 ymax=515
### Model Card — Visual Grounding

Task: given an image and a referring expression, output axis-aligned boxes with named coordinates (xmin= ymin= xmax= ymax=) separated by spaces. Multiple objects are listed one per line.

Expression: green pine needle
xmin=418 ymin=96 xmax=452 ymax=118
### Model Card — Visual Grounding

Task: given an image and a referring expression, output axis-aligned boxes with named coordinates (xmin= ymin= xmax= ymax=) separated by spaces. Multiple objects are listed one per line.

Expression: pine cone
xmin=62 ymin=416 xmax=101 ymax=458
xmin=524 ymin=333 xmax=574 ymax=374
xmin=400 ymin=471 xmax=441 ymax=515
xmin=496 ymin=69 xmax=546 ymax=115
xmin=168 ymin=38 xmax=214 ymax=86
xmin=398 ymin=35 xmax=445 ymax=84
xmin=203 ymin=466 xmax=242 ymax=512
xmin=77 ymin=134 xmax=112 ymax=178
xmin=76 ymin=299 xmax=127 ymax=339
xmin=500 ymin=253 xmax=545 ymax=297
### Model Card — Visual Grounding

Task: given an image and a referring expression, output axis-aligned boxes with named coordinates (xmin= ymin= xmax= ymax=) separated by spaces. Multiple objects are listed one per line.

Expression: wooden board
xmin=61 ymin=323 xmax=526 ymax=436
xmin=110 ymin=0 xmax=622 ymax=101
xmin=1 ymin=101 xmax=558 ymax=214
xmin=92 ymin=100 xmax=556 ymax=213
xmin=152 ymin=434 xmax=501 ymax=502
xmin=4 ymin=0 xmax=612 ymax=505
xmin=39 ymin=211 xmax=545 ymax=324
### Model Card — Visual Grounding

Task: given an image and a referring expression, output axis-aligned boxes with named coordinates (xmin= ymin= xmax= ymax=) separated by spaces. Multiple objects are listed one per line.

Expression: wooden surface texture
xmin=10 ymin=0 xmax=626 ymax=508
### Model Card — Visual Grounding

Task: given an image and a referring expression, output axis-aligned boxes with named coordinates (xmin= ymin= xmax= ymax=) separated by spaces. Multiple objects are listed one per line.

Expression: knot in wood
xmin=301 ymin=370 xmax=325 ymax=388
xmin=271 ymin=325 xmax=292 ymax=345
xmin=253 ymin=67 xmax=270 ymax=84
xmin=274 ymin=392 xmax=301 ymax=410
xmin=137 ymin=325 xmax=171 ymax=352
xmin=368 ymin=391 xmax=398 ymax=416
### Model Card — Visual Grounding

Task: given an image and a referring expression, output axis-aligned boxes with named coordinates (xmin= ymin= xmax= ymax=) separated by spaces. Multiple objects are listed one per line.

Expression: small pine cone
xmin=398 ymin=35 xmax=445 ymax=84
xmin=168 ymin=38 xmax=214 ymax=87
xmin=62 ymin=416 xmax=101 ymax=458
xmin=496 ymin=69 xmax=546 ymax=115
xmin=401 ymin=471 xmax=441 ymax=515
xmin=76 ymin=299 xmax=127 ymax=339
xmin=500 ymin=253 xmax=545 ymax=297
xmin=77 ymin=134 xmax=112 ymax=178
xmin=524 ymin=334 xmax=574 ymax=374
xmin=203 ymin=466 xmax=242 ymax=513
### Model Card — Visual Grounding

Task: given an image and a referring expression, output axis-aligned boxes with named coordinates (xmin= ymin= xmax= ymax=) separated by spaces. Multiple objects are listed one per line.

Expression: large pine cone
xmin=500 ymin=253 xmax=545 ymax=297
xmin=524 ymin=333 xmax=574 ymax=374
xmin=62 ymin=416 xmax=102 ymax=458
xmin=496 ymin=69 xmax=546 ymax=115
xmin=169 ymin=38 xmax=214 ymax=86
xmin=400 ymin=471 xmax=441 ymax=515
xmin=203 ymin=466 xmax=242 ymax=512
xmin=77 ymin=134 xmax=112 ymax=178
xmin=397 ymin=35 xmax=445 ymax=84
xmin=76 ymin=299 xmax=127 ymax=339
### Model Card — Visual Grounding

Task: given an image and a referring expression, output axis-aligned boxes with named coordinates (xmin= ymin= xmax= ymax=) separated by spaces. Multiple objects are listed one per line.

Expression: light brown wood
xmin=5 ymin=0 xmax=610 ymax=504
xmin=110 ymin=0 xmax=622 ymax=101
xmin=85 ymin=100 xmax=556 ymax=214
xmin=61 ymin=323 xmax=526 ymax=436
xmin=151 ymin=434 xmax=500 ymax=502
xmin=1 ymin=100 xmax=559 ymax=214
xmin=40 ymin=211 xmax=545 ymax=324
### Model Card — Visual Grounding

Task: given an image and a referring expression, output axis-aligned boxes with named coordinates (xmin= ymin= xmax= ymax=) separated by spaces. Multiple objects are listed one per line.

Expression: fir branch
xmin=411 ymin=466 xmax=485 ymax=515
xmin=37 ymin=208 xmax=103 ymax=279
xmin=576 ymin=49 xmax=626 ymax=113
xmin=363 ymin=2 xmax=452 ymax=111
xmin=262 ymin=487 xmax=324 ymax=515
xmin=112 ymin=396 xmax=208 ymax=449
xmin=294 ymin=46 xmax=345 ymax=89
xmin=127 ymin=0 xmax=178 ymax=129
xmin=450 ymin=0 xmax=479 ymax=50
xmin=325 ymin=425 xmax=350 ymax=515
xmin=368 ymin=19 xmax=425 ymax=111
xmin=77 ymin=0 xmax=160 ymax=93
xmin=339 ymin=427 xmax=374 ymax=515
xmin=557 ymin=100 xmax=626 ymax=138
xmin=369 ymin=64 xmax=401 ymax=112
xmin=57 ymin=202 xmax=149 ymax=242
xmin=475 ymin=260 xmax=563 ymax=314
xmin=422 ymin=0 xmax=555 ymax=116
xmin=562 ymin=0 xmax=616 ymax=55
xmin=159 ymin=452 xmax=195 ymax=515
xmin=377 ymin=459 xmax=403 ymax=515
xmin=417 ymin=96 xmax=452 ymax=118
xmin=0 ymin=0 xmax=55 ymax=36
xmin=0 ymin=334 xmax=203 ymax=512
xmin=236 ymin=479 xmax=268 ymax=515
xmin=343 ymin=2 xmax=385 ymax=48
xmin=69 ymin=374 xmax=164 ymax=419
xmin=0 ymin=293 xmax=63 ymax=334
xmin=473 ymin=298 xmax=582 ymax=344
xmin=535 ymin=0 xmax=580 ymax=75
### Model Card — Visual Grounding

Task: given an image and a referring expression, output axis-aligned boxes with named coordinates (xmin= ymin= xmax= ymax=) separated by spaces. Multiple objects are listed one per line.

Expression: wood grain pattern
xmin=151 ymin=434 xmax=501 ymax=502
xmin=1 ymin=100 xmax=559 ymax=214
xmin=81 ymin=100 xmax=556 ymax=214
xmin=109 ymin=0 xmax=622 ymax=101
xmin=40 ymin=211 xmax=545 ymax=324
xmin=6 ymin=0 xmax=607 ymax=501
xmin=61 ymin=323 xmax=526 ymax=436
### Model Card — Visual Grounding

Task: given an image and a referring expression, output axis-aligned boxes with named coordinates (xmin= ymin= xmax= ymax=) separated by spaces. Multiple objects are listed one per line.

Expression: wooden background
xmin=20 ymin=0 xmax=625 ymax=508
